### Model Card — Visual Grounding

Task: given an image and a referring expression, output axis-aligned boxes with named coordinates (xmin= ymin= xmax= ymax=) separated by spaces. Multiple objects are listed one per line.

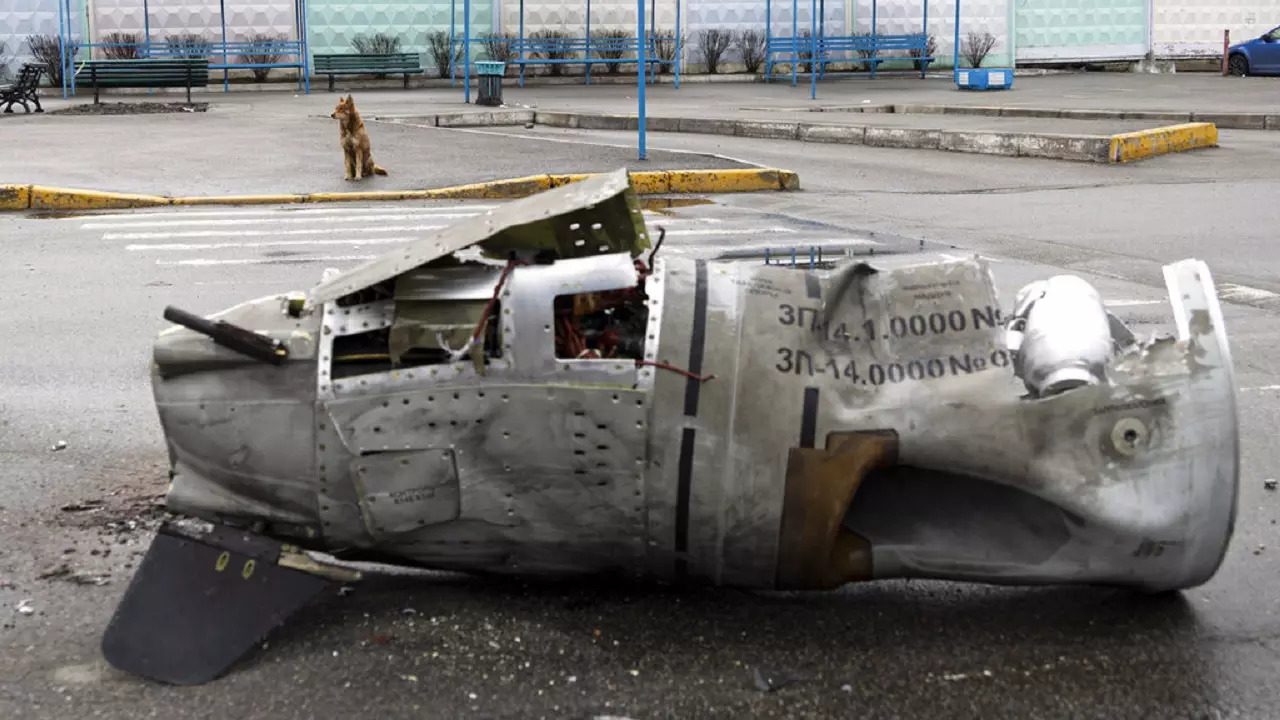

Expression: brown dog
xmin=329 ymin=94 xmax=388 ymax=181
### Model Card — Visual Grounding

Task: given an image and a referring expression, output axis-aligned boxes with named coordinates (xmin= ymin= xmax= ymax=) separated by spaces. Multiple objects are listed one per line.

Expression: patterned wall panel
xmin=308 ymin=0 xmax=492 ymax=63
xmin=1153 ymin=0 xmax=1280 ymax=58
xmin=0 ymin=0 xmax=88 ymax=80
xmin=854 ymin=0 xmax=1010 ymax=69
xmin=89 ymin=0 xmax=299 ymax=57
xmin=501 ymin=0 xmax=678 ymax=34
xmin=1014 ymin=0 xmax=1148 ymax=62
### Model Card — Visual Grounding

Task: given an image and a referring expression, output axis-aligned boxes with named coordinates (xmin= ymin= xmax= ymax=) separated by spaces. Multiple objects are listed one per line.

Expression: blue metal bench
xmin=507 ymin=36 xmax=676 ymax=86
xmin=766 ymin=32 xmax=933 ymax=81
xmin=139 ymin=38 xmax=310 ymax=92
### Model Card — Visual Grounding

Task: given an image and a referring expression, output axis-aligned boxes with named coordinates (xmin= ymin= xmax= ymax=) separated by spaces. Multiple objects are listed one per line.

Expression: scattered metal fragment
xmin=51 ymin=440 xmax=67 ymax=451
xmin=17 ymin=599 xmax=35 ymax=615
xmin=1265 ymin=478 xmax=1277 ymax=491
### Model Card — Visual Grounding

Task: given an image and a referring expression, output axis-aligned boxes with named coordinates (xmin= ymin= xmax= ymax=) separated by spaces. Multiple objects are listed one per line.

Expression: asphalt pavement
xmin=3 ymin=75 xmax=1280 ymax=720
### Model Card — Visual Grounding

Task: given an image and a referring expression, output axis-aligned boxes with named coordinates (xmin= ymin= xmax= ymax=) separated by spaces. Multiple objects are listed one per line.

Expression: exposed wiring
xmin=443 ymin=256 xmax=526 ymax=361
xmin=636 ymin=226 xmax=666 ymax=277
xmin=637 ymin=359 xmax=716 ymax=382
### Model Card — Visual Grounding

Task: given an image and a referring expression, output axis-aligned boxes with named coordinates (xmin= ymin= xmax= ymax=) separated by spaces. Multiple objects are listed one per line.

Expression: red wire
xmin=637 ymin=360 xmax=716 ymax=382
xmin=470 ymin=258 xmax=526 ymax=345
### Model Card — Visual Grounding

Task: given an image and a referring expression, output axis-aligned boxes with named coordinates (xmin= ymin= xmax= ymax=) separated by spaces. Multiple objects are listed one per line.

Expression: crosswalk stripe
xmin=126 ymin=237 xmax=423 ymax=251
xmin=72 ymin=205 xmax=500 ymax=222
xmin=85 ymin=213 xmax=479 ymax=230
xmin=156 ymin=255 xmax=380 ymax=266
xmin=112 ymin=224 xmax=451 ymax=241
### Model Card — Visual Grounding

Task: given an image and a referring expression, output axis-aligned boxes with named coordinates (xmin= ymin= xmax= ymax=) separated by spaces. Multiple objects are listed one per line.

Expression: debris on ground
xmin=1265 ymin=478 xmax=1277 ymax=491
xmin=50 ymin=101 xmax=210 ymax=116
xmin=17 ymin=599 xmax=35 ymax=615
xmin=60 ymin=500 xmax=104 ymax=513
xmin=752 ymin=667 xmax=793 ymax=693
xmin=37 ymin=562 xmax=111 ymax=586
xmin=51 ymin=440 xmax=67 ymax=451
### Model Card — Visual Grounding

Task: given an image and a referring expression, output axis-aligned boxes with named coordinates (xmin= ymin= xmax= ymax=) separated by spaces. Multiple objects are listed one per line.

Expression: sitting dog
xmin=329 ymin=94 xmax=388 ymax=181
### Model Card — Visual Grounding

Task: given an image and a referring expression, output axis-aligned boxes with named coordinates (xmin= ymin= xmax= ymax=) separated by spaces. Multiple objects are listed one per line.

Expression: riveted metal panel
xmin=350 ymin=449 xmax=461 ymax=537
xmin=319 ymin=383 xmax=650 ymax=575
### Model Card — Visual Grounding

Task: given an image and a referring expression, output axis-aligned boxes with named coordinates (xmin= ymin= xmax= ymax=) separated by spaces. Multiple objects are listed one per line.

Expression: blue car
xmin=1228 ymin=25 xmax=1280 ymax=76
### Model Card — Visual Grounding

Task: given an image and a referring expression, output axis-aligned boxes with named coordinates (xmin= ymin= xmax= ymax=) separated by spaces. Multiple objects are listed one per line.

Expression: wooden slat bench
xmin=312 ymin=53 xmax=425 ymax=91
xmin=78 ymin=58 xmax=211 ymax=103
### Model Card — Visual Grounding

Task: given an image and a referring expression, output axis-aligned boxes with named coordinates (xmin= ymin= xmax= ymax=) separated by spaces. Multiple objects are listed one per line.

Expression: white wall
xmin=1153 ymin=0 xmax=1280 ymax=58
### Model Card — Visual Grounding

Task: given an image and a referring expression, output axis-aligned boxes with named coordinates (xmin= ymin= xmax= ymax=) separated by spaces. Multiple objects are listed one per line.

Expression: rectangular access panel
xmin=1015 ymin=0 xmax=1149 ymax=63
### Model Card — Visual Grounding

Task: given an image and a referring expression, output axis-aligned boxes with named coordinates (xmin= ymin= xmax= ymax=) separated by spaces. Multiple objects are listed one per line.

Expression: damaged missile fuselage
xmin=104 ymin=168 xmax=1240 ymax=685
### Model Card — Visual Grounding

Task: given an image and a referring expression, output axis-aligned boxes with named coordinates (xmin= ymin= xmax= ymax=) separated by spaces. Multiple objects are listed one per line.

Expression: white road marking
xmin=87 ymin=213 xmax=479 ymax=230
xmin=1218 ymin=283 xmax=1279 ymax=303
xmin=127 ymin=237 xmax=422 ymax=251
xmin=663 ymin=227 xmax=798 ymax=237
xmin=938 ymin=252 xmax=1004 ymax=263
xmin=157 ymin=255 xmax=379 ymax=266
xmin=1241 ymin=385 xmax=1280 ymax=392
xmin=73 ymin=205 xmax=499 ymax=222
xmin=1104 ymin=300 xmax=1165 ymax=307
xmin=113 ymin=224 xmax=449 ymax=241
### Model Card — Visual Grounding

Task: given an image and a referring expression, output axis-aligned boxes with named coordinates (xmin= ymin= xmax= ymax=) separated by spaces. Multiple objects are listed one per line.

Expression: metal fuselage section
xmin=152 ymin=248 xmax=1238 ymax=594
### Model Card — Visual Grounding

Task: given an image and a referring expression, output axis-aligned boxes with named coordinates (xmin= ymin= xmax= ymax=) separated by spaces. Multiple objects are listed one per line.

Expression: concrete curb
xmin=0 ymin=168 xmax=800 ymax=213
xmin=390 ymin=110 xmax=1217 ymax=164
xmin=1108 ymin=122 xmax=1219 ymax=163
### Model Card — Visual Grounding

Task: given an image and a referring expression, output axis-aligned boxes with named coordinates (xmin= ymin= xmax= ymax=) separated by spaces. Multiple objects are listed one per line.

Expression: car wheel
xmin=1228 ymin=53 xmax=1249 ymax=76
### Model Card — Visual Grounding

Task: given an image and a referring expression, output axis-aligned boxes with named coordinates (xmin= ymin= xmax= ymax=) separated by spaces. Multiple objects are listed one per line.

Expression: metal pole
xmin=464 ymin=0 xmax=471 ymax=102
xmin=144 ymin=0 xmax=151 ymax=56
xmin=674 ymin=0 xmax=680 ymax=87
xmin=220 ymin=0 xmax=228 ymax=91
xmin=518 ymin=0 xmax=525 ymax=87
xmin=1221 ymin=29 xmax=1229 ymax=75
xmin=450 ymin=0 xmax=456 ymax=86
xmin=301 ymin=0 xmax=310 ymax=93
xmin=586 ymin=0 xmax=591 ymax=85
xmin=809 ymin=0 xmax=816 ymax=98
xmin=637 ymin=0 xmax=646 ymax=159
xmin=67 ymin=0 xmax=76 ymax=95
xmin=953 ymin=0 xmax=960 ymax=78
xmin=790 ymin=0 xmax=796 ymax=86
xmin=921 ymin=0 xmax=928 ymax=77
xmin=870 ymin=0 xmax=876 ymax=78
xmin=57 ymin=0 xmax=67 ymax=98
xmin=766 ymin=0 xmax=775 ymax=80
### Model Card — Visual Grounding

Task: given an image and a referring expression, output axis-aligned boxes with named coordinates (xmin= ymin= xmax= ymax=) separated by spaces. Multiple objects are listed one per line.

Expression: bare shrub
xmin=26 ymin=33 xmax=78 ymax=86
xmin=963 ymin=31 xmax=996 ymax=68
xmin=165 ymin=33 xmax=212 ymax=59
xmin=426 ymin=30 xmax=462 ymax=78
xmin=653 ymin=29 xmax=680 ymax=74
xmin=697 ymin=28 xmax=732 ymax=73
xmin=352 ymin=33 xmax=401 ymax=55
xmin=911 ymin=34 xmax=937 ymax=71
xmin=735 ymin=28 xmax=764 ymax=73
xmin=239 ymin=32 xmax=286 ymax=82
xmin=531 ymin=29 xmax=574 ymax=76
xmin=100 ymin=32 xmax=139 ymax=59
xmin=592 ymin=28 xmax=632 ymax=74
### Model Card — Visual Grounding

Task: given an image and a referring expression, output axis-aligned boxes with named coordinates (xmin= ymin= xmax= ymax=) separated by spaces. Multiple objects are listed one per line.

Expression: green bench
xmin=313 ymin=53 xmax=425 ymax=91
xmin=79 ymin=58 xmax=211 ymax=104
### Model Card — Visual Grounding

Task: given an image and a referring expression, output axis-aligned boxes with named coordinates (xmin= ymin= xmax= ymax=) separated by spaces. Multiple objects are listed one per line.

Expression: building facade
xmin=2 ymin=0 xmax=1277 ymax=81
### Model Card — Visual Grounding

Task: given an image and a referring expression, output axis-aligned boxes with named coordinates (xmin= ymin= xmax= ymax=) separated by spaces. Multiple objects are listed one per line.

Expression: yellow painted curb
xmin=1108 ymin=122 xmax=1218 ymax=163
xmin=2 ymin=169 xmax=798 ymax=213
xmin=0 ymin=184 xmax=32 ymax=211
